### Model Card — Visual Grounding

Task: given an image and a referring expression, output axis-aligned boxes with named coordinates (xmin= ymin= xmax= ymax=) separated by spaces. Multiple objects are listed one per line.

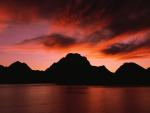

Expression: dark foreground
xmin=0 ymin=84 xmax=149 ymax=113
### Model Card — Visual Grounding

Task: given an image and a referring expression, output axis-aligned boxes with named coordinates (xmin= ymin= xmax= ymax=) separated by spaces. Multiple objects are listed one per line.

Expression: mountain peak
xmin=116 ymin=62 xmax=146 ymax=75
xmin=10 ymin=61 xmax=23 ymax=65
xmin=99 ymin=65 xmax=107 ymax=69
xmin=93 ymin=65 xmax=113 ymax=76
xmin=46 ymin=53 xmax=91 ymax=73
xmin=66 ymin=53 xmax=82 ymax=58
xmin=64 ymin=53 xmax=90 ymax=64
xmin=8 ymin=61 xmax=31 ymax=71
xmin=123 ymin=62 xmax=141 ymax=66
xmin=57 ymin=53 xmax=91 ymax=66
xmin=118 ymin=62 xmax=144 ymax=70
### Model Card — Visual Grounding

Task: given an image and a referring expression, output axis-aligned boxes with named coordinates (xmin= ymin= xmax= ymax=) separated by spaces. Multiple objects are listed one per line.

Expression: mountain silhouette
xmin=115 ymin=63 xmax=149 ymax=85
xmin=0 ymin=53 xmax=149 ymax=85
xmin=8 ymin=61 xmax=32 ymax=72
xmin=46 ymin=53 xmax=94 ymax=84
xmin=46 ymin=53 xmax=116 ymax=84
xmin=116 ymin=63 xmax=146 ymax=75
xmin=46 ymin=53 xmax=91 ymax=72
xmin=3 ymin=61 xmax=32 ymax=83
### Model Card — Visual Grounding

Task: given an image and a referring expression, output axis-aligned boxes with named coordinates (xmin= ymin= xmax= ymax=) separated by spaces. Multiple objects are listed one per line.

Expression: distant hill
xmin=115 ymin=63 xmax=149 ymax=85
xmin=0 ymin=53 xmax=149 ymax=85
xmin=8 ymin=61 xmax=32 ymax=73
xmin=116 ymin=63 xmax=146 ymax=75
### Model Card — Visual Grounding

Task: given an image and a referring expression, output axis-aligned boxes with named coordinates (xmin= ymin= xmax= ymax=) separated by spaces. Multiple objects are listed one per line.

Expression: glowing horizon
xmin=0 ymin=0 xmax=150 ymax=72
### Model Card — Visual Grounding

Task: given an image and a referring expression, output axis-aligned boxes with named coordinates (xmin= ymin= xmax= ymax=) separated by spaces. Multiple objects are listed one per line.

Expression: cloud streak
xmin=17 ymin=34 xmax=77 ymax=48
xmin=0 ymin=0 xmax=150 ymax=60
xmin=102 ymin=34 xmax=150 ymax=58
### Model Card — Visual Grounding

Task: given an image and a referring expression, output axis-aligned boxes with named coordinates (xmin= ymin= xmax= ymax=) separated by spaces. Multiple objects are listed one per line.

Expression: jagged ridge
xmin=0 ymin=53 xmax=149 ymax=85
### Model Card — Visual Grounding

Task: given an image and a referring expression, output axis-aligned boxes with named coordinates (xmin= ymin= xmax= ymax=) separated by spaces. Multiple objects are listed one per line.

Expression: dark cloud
xmin=86 ymin=29 xmax=114 ymax=43
xmin=17 ymin=34 xmax=77 ymax=48
xmin=1 ymin=0 xmax=150 ymax=58
xmin=67 ymin=0 xmax=150 ymax=43
xmin=1 ymin=0 xmax=149 ymax=27
xmin=102 ymin=36 xmax=150 ymax=55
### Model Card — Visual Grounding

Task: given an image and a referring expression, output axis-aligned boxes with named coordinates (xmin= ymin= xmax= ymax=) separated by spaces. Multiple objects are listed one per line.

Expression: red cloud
xmin=0 ymin=0 xmax=149 ymax=60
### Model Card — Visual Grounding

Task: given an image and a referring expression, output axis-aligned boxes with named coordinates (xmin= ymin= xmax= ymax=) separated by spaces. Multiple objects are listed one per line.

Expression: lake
xmin=0 ymin=84 xmax=149 ymax=113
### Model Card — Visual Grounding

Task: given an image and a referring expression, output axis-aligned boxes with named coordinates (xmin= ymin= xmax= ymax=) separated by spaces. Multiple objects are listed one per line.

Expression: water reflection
xmin=0 ymin=85 xmax=149 ymax=113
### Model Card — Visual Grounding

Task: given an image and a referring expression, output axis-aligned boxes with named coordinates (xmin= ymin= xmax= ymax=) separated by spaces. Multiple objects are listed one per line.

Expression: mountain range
xmin=0 ymin=53 xmax=149 ymax=85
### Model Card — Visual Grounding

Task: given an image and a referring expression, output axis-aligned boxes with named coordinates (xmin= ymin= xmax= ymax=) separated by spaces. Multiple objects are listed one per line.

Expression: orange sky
xmin=0 ymin=0 xmax=150 ymax=72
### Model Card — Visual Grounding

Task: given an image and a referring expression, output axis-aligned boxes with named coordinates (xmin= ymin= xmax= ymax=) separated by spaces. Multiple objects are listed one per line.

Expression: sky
xmin=0 ymin=0 xmax=149 ymax=72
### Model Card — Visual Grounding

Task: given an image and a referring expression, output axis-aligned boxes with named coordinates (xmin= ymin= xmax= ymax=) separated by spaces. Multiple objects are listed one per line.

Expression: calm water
xmin=0 ymin=85 xmax=149 ymax=113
